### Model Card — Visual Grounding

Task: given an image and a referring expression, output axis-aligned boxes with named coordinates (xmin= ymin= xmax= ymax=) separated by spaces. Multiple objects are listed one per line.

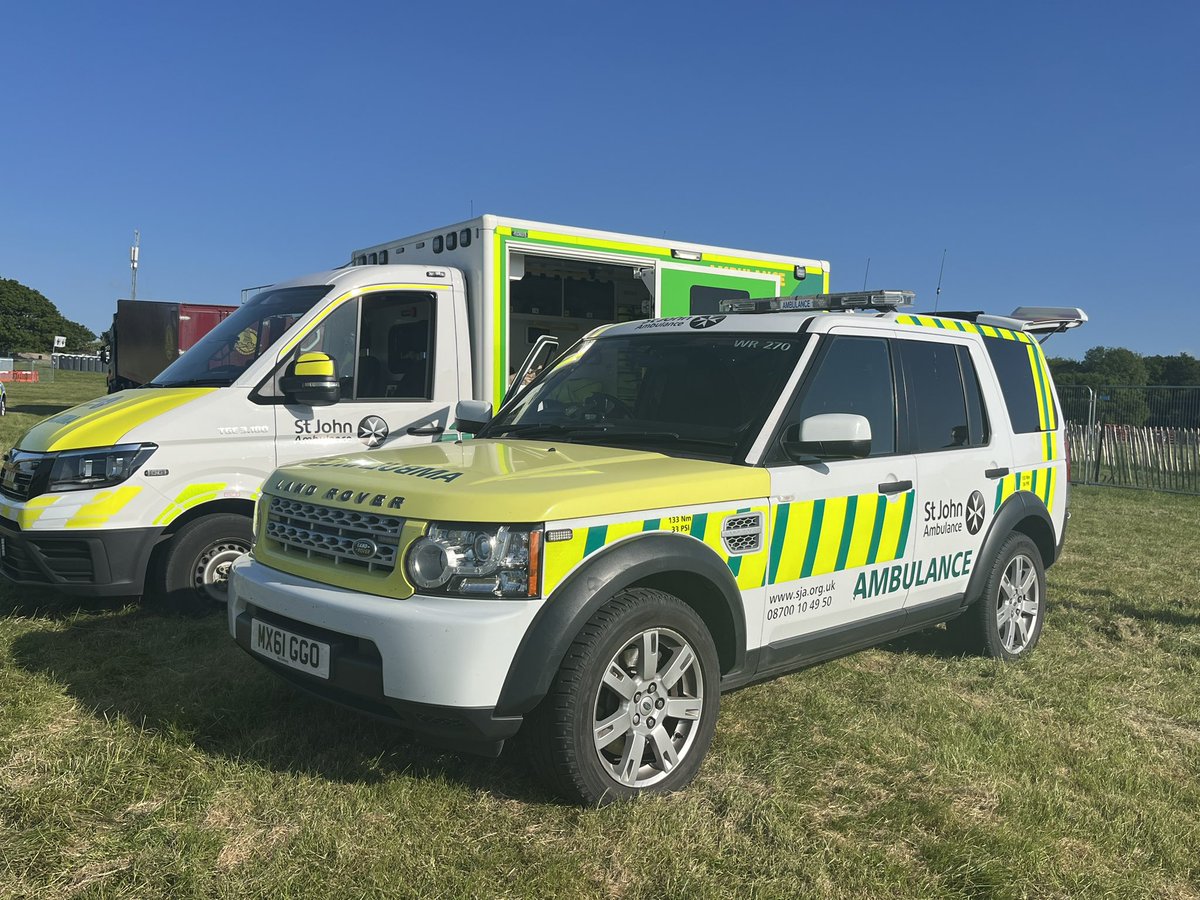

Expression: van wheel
xmin=150 ymin=513 xmax=252 ymax=614
xmin=953 ymin=532 xmax=1046 ymax=660
xmin=528 ymin=587 xmax=720 ymax=805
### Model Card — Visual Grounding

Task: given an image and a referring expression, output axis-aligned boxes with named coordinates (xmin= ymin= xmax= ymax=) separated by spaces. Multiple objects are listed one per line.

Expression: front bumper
xmin=0 ymin=516 xmax=162 ymax=596
xmin=228 ymin=557 xmax=541 ymax=754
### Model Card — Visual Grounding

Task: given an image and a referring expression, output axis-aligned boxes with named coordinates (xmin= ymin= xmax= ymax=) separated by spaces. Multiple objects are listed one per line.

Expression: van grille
xmin=0 ymin=451 xmax=47 ymax=501
xmin=721 ymin=513 xmax=763 ymax=555
xmin=265 ymin=497 xmax=403 ymax=574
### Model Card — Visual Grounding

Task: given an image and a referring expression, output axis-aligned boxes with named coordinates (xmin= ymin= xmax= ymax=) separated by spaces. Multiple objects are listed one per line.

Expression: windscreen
xmin=149 ymin=285 xmax=331 ymax=388
xmin=481 ymin=332 xmax=806 ymax=461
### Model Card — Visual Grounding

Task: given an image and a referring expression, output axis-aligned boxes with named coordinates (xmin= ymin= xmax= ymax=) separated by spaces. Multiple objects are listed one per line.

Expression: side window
xmin=958 ymin=345 xmax=990 ymax=446
xmin=898 ymin=340 xmax=979 ymax=452
xmin=689 ymin=285 xmax=749 ymax=315
xmin=772 ymin=335 xmax=896 ymax=461
xmin=982 ymin=336 xmax=1051 ymax=433
xmin=264 ymin=300 xmax=358 ymax=399
xmin=357 ymin=292 xmax=435 ymax=400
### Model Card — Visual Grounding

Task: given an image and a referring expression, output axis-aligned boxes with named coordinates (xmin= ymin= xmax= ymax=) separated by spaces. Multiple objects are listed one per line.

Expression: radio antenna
xmin=862 ymin=257 xmax=871 ymax=291
xmin=933 ymin=248 xmax=947 ymax=312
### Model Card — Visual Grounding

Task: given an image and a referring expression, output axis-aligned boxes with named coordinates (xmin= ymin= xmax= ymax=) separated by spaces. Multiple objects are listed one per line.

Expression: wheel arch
xmin=964 ymin=491 xmax=1055 ymax=607
xmin=158 ymin=497 xmax=256 ymax=538
xmin=495 ymin=532 xmax=746 ymax=717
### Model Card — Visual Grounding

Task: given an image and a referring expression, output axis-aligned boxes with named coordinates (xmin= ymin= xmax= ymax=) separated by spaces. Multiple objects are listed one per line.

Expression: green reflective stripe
xmin=834 ymin=495 xmax=858 ymax=572
xmin=643 ymin=518 xmax=660 ymax=531
xmin=995 ymin=479 xmax=1005 ymax=511
xmin=584 ymin=525 xmax=608 ymax=557
xmin=895 ymin=494 xmax=913 ymax=557
xmin=768 ymin=504 xmax=790 ymax=584
xmin=727 ymin=554 xmax=742 ymax=577
xmin=689 ymin=512 xmax=708 ymax=540
xmin=866 ymin=497 xmax=888 ymax=565
xmin=800 ymin=500 xmax=825 ymax=579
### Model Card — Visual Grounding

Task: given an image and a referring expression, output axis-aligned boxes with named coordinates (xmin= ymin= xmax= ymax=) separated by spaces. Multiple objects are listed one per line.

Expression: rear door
xmin=657 ymin=262 xmax=780 ymax=317
xmin=898 ymin=335 xmax=1007 ymax=618
xmin=274 ymin=286 xmax=460 ymax=465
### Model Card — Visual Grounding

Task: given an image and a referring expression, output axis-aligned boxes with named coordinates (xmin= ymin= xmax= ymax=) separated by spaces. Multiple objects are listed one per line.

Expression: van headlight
xmin=47 ymin=443 xmax=157 ymax=492
xmin=407 ymin=523 xmax=542 ymax=598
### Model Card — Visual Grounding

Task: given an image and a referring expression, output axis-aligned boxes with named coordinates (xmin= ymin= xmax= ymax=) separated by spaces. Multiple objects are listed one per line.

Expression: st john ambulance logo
xmin=965 ymin=491 xmax=986 ymax=535
xmin=357 ymin=415 xmax=389 ymax=448
xmin=689 ymin=315 xmax=725 ymax=329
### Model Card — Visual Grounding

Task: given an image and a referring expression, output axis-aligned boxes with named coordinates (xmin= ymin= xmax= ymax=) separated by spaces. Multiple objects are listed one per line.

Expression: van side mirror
xmin=280 ymin=352 xmax=341 ymax=407
xmin=455 ymin=400 xmax=492 ymax=435
xmin=782 ymin=413 xmax=872 ymax=462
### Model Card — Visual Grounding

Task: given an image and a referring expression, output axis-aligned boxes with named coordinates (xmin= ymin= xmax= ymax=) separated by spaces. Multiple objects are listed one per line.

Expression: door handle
xmin=985 ymin=467 xmax=1009 ymax=479
xmin=877 ymin=480 xmax=912 ymax=495
xmin=407 ymin=426 xmax=445 ymax=436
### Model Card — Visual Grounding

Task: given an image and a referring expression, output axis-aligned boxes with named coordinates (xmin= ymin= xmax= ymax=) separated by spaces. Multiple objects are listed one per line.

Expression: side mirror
xmin=455 ymin=399 xmax=493 ymax=435
xmin=782 ymin=413 xmax=872 ymax=462
xmin=280 ymin=352 xmax=340 ymax=407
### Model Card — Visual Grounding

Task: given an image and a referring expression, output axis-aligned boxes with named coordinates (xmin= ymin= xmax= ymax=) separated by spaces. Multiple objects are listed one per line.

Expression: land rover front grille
xmin=721 ymin=513 xmax=763 ymax=555
xmin=265 ymin=497 xmax=403 ymax=574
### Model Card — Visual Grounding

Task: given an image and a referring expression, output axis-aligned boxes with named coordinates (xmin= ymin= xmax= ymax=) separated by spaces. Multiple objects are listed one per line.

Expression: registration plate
xmin=251 ymin=618 xmax=330 ymax=679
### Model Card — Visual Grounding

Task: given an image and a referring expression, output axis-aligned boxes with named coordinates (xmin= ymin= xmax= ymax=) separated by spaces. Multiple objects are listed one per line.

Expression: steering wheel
xmin=583 ymin=392 xmax=633 ymax=420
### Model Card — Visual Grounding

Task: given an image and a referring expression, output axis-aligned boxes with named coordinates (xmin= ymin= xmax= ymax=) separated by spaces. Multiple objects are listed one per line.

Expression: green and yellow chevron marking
xmin=66 ymin=486 xmax=142 ymax=529
xmin=767 ymin=490 xmax=913 ymax=585
xmin=153 ymin=482 xmax=228 ymax=527
xmin=542 ymin=505 xmax=770 ymax=597
xmin=1027 ymin=340 xmax=1058 ymax=432
xmin=895 ymin=314 xmax=1035 ymax=344
xmin=994 ymin=466 xmax=1057 ymax=513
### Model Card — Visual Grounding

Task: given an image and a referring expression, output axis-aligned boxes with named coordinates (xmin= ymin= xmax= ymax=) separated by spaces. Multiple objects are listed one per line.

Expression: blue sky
xmin=1 ymin=1 xmax=1196 ymax=360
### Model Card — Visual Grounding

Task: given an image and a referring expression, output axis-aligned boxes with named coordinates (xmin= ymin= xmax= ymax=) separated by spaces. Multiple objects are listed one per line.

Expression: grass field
xmin=1 ymin=374 xmax=1198 ymax=898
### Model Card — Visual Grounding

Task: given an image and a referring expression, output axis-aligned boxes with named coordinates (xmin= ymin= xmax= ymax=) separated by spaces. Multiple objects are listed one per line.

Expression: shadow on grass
xmin=876 ymin=624 xmax=968 ymax=660
xmin=9 ymin=606 xmax=556 ymax=803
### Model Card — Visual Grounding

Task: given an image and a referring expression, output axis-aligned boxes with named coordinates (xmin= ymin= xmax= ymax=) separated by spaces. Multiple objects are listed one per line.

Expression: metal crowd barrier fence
xmin=1060 ymin=384 xmax=1200 ymax=494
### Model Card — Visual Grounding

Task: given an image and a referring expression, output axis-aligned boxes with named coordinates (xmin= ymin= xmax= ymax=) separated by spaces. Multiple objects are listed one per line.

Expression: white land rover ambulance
xmin=0 ymin=216 xmax=826 ymax=607
xmin=229 ymin=291 xmax=1085 ymax=803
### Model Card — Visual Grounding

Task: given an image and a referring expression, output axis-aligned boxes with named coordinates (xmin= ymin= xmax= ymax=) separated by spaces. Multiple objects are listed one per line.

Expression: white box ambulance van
xmin=0 ymin=216 xmax=827 ymax=608
xmin=228 ymin=291 xmax=1086 ymax=803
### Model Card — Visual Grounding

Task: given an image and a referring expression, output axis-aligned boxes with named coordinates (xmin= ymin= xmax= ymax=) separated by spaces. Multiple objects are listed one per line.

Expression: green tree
xmin=0 ymin=277 xmax=96 ymax=353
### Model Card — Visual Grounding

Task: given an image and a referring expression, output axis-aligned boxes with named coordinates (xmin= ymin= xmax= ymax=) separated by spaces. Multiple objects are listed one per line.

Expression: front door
xmin=761 ymin=332 xmax=917 ymax=657
xmin=274 ymin=287 xmax=458 ymax=466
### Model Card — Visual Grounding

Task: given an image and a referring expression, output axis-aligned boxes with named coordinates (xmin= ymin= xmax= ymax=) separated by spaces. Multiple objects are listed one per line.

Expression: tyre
xmin=952 ymin=532 xmax=1046 ymax=660
xmin=149 ymin=513 xmax=252 ymax=615
xmin=528 ymin=587 xmax=721 ymax=805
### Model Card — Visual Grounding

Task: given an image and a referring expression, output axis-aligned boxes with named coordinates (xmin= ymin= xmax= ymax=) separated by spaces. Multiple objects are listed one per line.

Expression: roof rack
xmin=721 ymin=290 xmax=915 ymax=314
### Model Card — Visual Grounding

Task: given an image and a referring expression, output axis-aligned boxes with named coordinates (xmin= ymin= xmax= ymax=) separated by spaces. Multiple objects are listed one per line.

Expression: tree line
xmin=1047 ymin=347 xmax=1200 ymax=428
xmin=0 ymin=278 xmax=97 ymax=355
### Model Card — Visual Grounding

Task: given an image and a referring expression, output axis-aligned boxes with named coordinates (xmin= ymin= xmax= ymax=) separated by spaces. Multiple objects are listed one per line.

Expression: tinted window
xmin=983 ymin=337 xmax=1048 ymax=433
xmin=776 ymin=335 xmax=896 ymax=459
xmin=899 ymin=340 xmax=973 ymax=452
xmin=689 ymin=285 xmax=750 ymax=315
xmin=958 ymin=345 xmax=990 ymax=445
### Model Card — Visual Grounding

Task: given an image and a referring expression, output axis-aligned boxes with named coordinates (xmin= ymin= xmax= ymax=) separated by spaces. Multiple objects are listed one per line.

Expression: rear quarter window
xmin=983 ymin=337 xmax=1055 ymax=433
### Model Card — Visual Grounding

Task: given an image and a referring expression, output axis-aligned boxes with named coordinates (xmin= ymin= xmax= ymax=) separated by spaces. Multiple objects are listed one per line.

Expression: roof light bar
xmin=720 ymin=290 xmax=916 ymax=314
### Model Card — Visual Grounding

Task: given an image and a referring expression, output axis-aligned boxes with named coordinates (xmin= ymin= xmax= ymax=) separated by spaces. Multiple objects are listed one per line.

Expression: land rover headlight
xmin=407 ymin=523 xmax=542 ymax=598
xmin=46 ymin=443 xmax=157 ymax=493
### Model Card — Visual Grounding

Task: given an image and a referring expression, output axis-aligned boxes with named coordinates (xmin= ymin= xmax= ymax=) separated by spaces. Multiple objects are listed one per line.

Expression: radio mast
xmin=130 ymin=230 xmax=140 ymax=300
